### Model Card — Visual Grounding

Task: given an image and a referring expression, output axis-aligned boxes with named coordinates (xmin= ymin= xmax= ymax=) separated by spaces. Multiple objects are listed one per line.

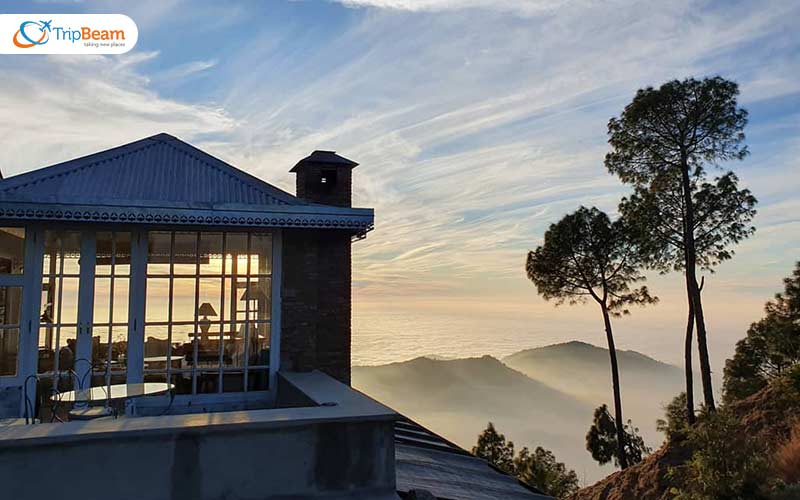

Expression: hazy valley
xmin=353 ymin=341 xmax=710 ymax=483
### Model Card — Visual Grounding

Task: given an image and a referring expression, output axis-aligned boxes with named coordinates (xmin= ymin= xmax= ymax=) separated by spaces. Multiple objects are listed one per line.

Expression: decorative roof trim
xmin=0 ymin=202 xmax=374 ymax=234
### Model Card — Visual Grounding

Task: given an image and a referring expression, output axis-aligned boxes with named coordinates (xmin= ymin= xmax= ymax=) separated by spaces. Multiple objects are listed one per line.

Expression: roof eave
xmin=0 ymin=200 xmax=374 ymax=235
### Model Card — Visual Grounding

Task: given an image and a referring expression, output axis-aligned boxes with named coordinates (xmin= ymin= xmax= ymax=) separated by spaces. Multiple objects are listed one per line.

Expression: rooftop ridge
xmin=0 ymin=133 xmax=303 ymax=206
xmin=156 ymin=134 xmax=300 ymax=206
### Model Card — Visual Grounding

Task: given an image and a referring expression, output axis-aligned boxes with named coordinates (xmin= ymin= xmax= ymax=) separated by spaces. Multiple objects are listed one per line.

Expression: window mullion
xmin=104 ymin=233 xmax=116 ymax=401
xmin=243 ymin=233 xmax=251 ymax=392
xmin=217 ymin=233 xmax=226 ymax=393
xmin=52 ymin=235 xmax=65 ymax=394
xmin=166 ymin=232 xmax=175 ymax=392
xmin=191 ymin=232 xmax=200 ymax=395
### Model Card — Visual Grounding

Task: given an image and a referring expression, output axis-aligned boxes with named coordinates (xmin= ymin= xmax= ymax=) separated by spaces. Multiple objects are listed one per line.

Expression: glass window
xmin=173 ymin=232 xmax=197 ymax=275
xmin=143 ymin=231 xmax=273 ymax=395
xmin=92 ymin=232 xmax=132 ymax=382
xmin=0 ymin=329 xmax=20 ymax=377
xmin=0 ymin=227 xmax=25 ymax=274
xmin=147 ymin=232 xmax=172 ymax=275
xmin=0 ymin=285 xmax=22 ymax=376
xmin=39 ymin=231 xmax=83 ymax=378
xmin=43 ymin=231 xmax=81 ymax=276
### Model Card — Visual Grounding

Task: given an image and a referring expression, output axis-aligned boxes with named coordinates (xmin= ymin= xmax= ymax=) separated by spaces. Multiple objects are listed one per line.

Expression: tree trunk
xmin=600 ymin=304 xmax=629 ymax=469
xmin=691 ymin=279 xmax=715 ymax=411
xmin=684 ymin=283 xmax=696 ymax=425
xmin=680 ymin=161 xmax=716 ymax=412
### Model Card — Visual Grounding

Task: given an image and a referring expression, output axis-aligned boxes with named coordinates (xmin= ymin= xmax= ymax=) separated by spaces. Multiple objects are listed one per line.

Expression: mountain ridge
xmin=353 ymin=340 xmax=688 ymax=483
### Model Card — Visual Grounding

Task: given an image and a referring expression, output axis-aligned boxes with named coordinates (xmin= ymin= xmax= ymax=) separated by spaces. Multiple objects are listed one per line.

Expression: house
xmin=0 ymin=134 xmax=550 ymax=499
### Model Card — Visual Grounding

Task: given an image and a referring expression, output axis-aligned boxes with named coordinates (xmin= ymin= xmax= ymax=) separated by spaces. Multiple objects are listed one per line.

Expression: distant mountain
xmin=353 ymin=354 xmax=613 ymax=483
xmin=504 ymin=341 xmax=685 ymax=409
xmin=353 ymin=342 xmax=697 ymax=484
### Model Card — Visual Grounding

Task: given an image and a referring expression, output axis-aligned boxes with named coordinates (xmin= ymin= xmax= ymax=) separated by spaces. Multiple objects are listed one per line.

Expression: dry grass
xmin=775 ymin=422 xmax=800 ymax=484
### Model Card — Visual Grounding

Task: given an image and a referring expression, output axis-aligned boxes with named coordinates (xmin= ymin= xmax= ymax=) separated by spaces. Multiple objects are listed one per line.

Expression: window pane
xmin=224 ymin=233 xmax=248 ymax=275
xmin=57 ymin=277 xmax=80 ymax=325
xmin=171 ymin=278 xmax=196 ymax=322
xmin=244 ymin=277 xmax=271 ymax=322
xmin=144 ymin=325 xmax=170 ymax=359
xmin=94 ymin=277 xmax=130 ymax=325
xmin=93 ymin=325 xmax=128 ymax=384
xmin=0 ymin=328 xmax=19 ymax=376
xmin=198 ymin=232 xmax=223 ymax=275
xmin=0 ymin=286 xmax=22 ymax=327
xmin=224 ymin=278 xmax=250 ymax=323
xmin=226 ymin=322 xmax=247 ymax=368
xmin=38 ymin=326 xmax=77 ymax=373
xmin=96 ymin=232 xmax=131 ymax=276
xmin=171 ymin=324 xmax=195 ymax=353
xmin=173 ymin=232 xmax=197 ymax=275
xmin=94 ymin=277 xmax=112 ymax=323
xmin=147 ymin=232 xmax=172 ymax=275
xmin=41 ymin=276 xmax=80 ymax=325
xmin=113 ymin=277 xmax=130 ymax=323
xmin=198 ymin=277 xmax=222 ymax=320
xmin=0 ymin=227 xmax=25 ymax=274
xmin=251 ymin=232 xmax=272 ymax=275
xmin=145 ymin=278 xmax=170 ymax=323
xmin=43 ymin=231 xmax=81 ymax=275
xmin=114 ymin=232 xmax=132 ymax=276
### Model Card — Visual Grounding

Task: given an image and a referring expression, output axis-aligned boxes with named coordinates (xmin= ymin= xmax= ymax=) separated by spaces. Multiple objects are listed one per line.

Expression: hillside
xmin=567 ymin=376 xmax=800 ymax=500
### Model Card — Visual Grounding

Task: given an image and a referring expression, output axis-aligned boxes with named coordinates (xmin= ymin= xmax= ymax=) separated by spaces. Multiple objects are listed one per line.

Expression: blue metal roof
xmin=0 ymin=134 xmax=373 ymax=233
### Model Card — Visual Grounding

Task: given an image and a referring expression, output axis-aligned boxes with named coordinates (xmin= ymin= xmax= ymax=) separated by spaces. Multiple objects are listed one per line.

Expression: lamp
xmin=198 ymin=302 xmax=217 ymax=342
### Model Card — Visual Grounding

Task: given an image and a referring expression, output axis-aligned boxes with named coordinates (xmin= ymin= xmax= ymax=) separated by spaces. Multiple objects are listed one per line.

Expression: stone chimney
xmin=290 ymin=150 xmax=358 ymax=207
xmin=282 ymin=150 xmax=359 ymax=385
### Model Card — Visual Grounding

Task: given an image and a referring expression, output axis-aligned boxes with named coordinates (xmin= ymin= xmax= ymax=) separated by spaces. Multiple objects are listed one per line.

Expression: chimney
xmin=290 ymin=150 xmax=358 ymax=207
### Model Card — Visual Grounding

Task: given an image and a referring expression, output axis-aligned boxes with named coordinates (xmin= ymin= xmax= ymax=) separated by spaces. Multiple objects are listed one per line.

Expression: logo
xmin=13 ymin=19 xmax=52 ymax=48
xmin=1 ymin=14 xmax=138 ymax=54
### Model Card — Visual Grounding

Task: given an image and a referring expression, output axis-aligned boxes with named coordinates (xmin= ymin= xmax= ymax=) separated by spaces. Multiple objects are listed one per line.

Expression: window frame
xmin=138 ymin=228 xmax=281 ymax=405
xmin=0 ymin=224 xmax=37 ymax=391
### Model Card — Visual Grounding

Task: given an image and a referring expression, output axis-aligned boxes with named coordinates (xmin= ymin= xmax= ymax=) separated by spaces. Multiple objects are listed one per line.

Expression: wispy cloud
xmin=332 ymin=0 xmax=574 ymax=15
xmin=154 ymin=59 xmax=218 ymax=83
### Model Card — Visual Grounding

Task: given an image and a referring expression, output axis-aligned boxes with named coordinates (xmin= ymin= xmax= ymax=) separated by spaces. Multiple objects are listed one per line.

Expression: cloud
xmin=154 ymin=59 xmax=219 ymax=83
xmin=332 ymin=0 xmax=573 ymax=15
xmin=0 ymin=52 xmax=236 ymax=178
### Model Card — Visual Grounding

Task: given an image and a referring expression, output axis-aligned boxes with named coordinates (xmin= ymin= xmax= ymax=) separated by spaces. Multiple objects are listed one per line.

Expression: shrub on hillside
xmin=774 ymin=422 xmax=800 ymax=486
xmin=670 ymin=409 xmax=771 ymax=500
xmin=724 ymin=262 xmax=800 ymax=403
xmin=656 ymin=393 xmax=691 ymax=443
xmin=586 ymin=404 xmax=651 ymax=467
xmin=514 ymin=446 xmax=579 ymax=498
xmin=473 ymin=422 xmax=579 ymax=498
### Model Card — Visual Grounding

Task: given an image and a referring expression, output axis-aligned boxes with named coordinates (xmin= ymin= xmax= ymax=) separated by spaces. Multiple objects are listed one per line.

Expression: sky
xmin=1 ymin=0 xmax=798 ymax=371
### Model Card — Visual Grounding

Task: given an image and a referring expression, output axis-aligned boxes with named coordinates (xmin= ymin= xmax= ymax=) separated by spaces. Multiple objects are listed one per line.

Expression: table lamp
xmin=198 ymin=302 xmax=217 ymax=341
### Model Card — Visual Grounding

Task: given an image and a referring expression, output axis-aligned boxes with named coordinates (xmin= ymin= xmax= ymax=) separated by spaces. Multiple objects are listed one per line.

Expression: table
xmin=54 ymin=382 xmax=174 ymax=403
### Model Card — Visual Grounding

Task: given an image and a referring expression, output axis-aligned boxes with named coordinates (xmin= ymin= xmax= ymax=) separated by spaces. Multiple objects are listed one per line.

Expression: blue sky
xmin=1 ymin=0 xmax=799 ymax=367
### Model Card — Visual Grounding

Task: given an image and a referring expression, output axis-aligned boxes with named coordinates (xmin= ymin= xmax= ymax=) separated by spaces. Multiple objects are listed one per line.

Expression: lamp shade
xmin=198 ymin=302 xmax=217 ymax=317
xmin=240 ymin=283 xmax=268 ymax=301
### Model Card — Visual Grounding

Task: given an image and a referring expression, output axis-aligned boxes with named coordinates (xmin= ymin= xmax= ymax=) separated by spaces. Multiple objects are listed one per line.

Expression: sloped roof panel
xmin=394 ymin=418 xmax=553 ymax=499
xmin=0 ymin=133 xmax=299 ymax=207
xmin=0 ymin=133 xmax=373 ymax=234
